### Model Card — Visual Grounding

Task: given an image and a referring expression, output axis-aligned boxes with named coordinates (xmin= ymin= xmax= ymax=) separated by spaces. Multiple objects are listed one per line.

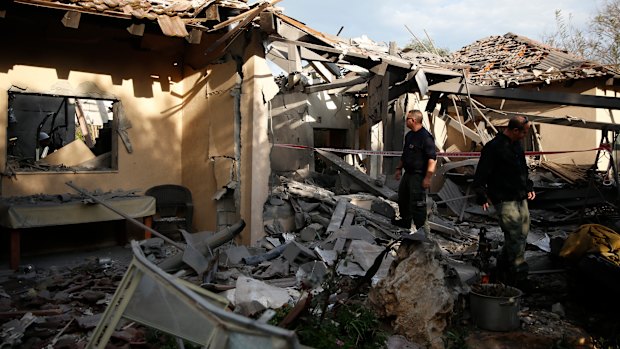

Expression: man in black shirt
xmin=473 ymin=115 xmax=536 ymax=287
xmin=395 ymin=110 xmax=437 ymax=232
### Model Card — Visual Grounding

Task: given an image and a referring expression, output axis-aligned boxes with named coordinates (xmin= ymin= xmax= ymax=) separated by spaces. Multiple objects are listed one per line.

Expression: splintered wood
xmin=540 ymin=161 xmax=589 ymax=184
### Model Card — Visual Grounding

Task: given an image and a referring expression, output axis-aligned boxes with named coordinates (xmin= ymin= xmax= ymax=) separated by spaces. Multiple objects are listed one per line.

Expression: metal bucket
xmin=470 ymin=284 xmax=523 ymax=331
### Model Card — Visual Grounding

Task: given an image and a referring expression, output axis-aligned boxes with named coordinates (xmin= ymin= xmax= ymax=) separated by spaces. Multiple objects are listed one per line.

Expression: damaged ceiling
xmin=7 ymin=0 xmax=253 ymax=38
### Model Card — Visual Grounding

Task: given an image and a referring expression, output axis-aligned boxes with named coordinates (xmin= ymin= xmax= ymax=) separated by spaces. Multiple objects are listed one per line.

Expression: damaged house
xmin=425 ymin=33 xmax=620 ymax=215
xmin=0 ymin=0 xmax=289 ymax=262
xmin=2 ymin=0 xmax=620 ymax=347
xmin=442 ymin=33 xmax=620 ymax=168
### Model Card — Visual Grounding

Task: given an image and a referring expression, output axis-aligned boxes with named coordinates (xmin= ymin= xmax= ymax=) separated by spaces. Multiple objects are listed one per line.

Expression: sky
xmin=274 ymin=0 xmax=602 ymax=52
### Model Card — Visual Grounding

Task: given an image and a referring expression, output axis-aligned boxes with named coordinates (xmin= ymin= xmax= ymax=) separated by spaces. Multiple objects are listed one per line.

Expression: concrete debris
xmin=1 ymin=159 xmax=617 ymax=348
xmin=0 ymin=258 xmax=146 ymax=348
xmin=0 ymin=313 xmax=36 ymax=347
xmin=338 ymin=240 xmax=386 ymax=276
xmin=282 ymin=241 xmax=317 ymax=264
xmin=369 ymin=242 xmax=464 ymax=348
xmin=224 ymin=245 xmax=251 ymax=265
xmin=299 ymin=222 xmax=324 ymax=242
xmin=233 ymin=276 xmax=291 ymax=316
xmin=296 ymin=261 xmax=328 ymax=288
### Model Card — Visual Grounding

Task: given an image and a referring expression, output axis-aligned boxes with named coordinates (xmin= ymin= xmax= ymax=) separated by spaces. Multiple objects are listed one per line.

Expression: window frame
xmin=6 ymin=91 xmax=119 ymax=173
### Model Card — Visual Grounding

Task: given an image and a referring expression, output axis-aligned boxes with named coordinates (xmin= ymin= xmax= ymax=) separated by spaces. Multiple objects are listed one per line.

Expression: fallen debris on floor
xmin=2 ymin=160 xmax=620 ymax=348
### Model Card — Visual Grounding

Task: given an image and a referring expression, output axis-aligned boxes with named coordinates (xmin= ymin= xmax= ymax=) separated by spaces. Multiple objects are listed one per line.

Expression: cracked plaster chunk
xmin=282 ymin=241 xmax=316 ymax=264
xmin=300 ymin=223 xmax=324 ymax=242
xmin=336 ymin=240 xmax=384 ymax=277
xmin=234 ymin=276 xmax=290 ymax=310
xmin=296 ymin=261 xmax=328 ymax=289
xmin=225 ymin=246 xmax=251 ymax=265
xmin=314 ymin=247 xmax=337 ymax=266
xmin=369 ymin=242 xmax=464 ymax=349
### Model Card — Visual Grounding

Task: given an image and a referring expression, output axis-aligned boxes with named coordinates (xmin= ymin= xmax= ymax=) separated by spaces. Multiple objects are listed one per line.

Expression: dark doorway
xmin=313 ymin=128 xmax=347 ymax=173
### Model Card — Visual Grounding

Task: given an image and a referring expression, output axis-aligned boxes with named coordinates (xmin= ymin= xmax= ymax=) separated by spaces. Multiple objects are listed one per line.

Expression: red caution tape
xmin=274 ymin=143 xmax=611 ymax=158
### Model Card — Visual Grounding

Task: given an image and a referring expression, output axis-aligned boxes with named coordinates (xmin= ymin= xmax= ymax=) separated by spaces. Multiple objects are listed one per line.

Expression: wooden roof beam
xmin=429 ymin=81 xmax=620 ymax=110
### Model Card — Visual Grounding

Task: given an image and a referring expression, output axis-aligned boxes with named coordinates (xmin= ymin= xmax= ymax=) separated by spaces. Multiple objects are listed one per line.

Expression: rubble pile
xmin=2 ymin=159 xmax=620 ymax=347
xmin=0 ymin=258 xmax=147 ymax=348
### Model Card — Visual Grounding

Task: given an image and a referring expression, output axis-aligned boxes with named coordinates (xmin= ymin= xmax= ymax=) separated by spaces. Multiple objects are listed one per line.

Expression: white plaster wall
xmin=269 ymin=91 xmax=356 ymax=172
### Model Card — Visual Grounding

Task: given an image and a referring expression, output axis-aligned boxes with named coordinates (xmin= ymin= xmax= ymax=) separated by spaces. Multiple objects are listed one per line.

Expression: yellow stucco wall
xmin=182 ymin=31 xmax=276 ymax=238
xmin=181 ymin=60 xmax=238 ymax=232
xmin=0 ymin=10 xmax=184 ymax=211
xmin=0 ymin=6 xmax=276 ymax=244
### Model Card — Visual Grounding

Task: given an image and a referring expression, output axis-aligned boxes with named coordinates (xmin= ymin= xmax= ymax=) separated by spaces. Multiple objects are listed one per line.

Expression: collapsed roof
xmin=8 ymin=0 xmax=252 ymax=37
xmin=450 ymin=32 xmax=620 ymax=87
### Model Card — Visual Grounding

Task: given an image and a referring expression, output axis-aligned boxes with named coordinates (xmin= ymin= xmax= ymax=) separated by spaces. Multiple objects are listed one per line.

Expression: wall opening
xmin=7 ymin=92 xmax=118 ymax=172
xmin=313 ymin=128 xmax=347 ymax=173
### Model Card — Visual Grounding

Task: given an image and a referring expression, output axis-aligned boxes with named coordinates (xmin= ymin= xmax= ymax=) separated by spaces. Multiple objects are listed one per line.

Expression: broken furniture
xmin=88 ymin=240 xmax=301 ymax=349
xmin=145 ymin=184 xmax=194 ymax=239
xmin=0 ymin=193 xmax=155 ymax=270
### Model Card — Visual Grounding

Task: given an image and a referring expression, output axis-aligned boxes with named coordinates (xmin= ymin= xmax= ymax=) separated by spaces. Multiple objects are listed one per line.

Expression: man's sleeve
xmin=424 ymin=135 xmax=437 ymax=160
xmin=472 ymin=147 xmax=493 ymax=204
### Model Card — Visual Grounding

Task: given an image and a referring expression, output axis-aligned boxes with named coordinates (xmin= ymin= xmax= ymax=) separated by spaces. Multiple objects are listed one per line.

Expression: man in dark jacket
xmin=395 ymin=110 xmax=437 ymax=233
xmin=473 ymin=115 xmax=536 ymax=287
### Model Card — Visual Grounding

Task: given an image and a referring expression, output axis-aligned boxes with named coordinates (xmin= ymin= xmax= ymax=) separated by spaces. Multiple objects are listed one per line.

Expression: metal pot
xmin=469 ymin=284 xmax=523 ymax=331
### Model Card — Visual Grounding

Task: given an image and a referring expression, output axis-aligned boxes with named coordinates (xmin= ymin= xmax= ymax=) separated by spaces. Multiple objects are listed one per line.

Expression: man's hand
xmin=395 ymin=168 xmax=402 ymax=180
xmin=527 ymin=191 xmax=536 ymax=200
xmin=482 ymin=202 xmax=490 ymax=211
xmin=422 ymin=177 xmax=431 ymax=189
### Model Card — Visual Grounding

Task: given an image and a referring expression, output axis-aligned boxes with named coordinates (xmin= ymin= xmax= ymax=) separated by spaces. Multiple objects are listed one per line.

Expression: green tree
xmin=590 ymin=0 xmax=620 ymax=67
xmin=542 ymin=1 xmax=620 ymax=67
xmin=541 ymin=10 xmax=591 ymax=59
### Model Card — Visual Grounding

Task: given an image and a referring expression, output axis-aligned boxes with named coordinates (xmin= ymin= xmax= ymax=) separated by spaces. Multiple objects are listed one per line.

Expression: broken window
xmin=7 ymin=92 xmax=117 ymax=172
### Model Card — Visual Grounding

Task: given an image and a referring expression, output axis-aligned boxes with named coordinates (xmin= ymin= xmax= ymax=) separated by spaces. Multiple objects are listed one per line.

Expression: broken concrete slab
xmin=299 ymin=223 xmax=324 ymax=242
xmin=336 ymin=240 xmax=386 ymax=277
xmin=225 ymin=245 xmax=252 ymax=265
xmin=348 ymin=239 xmax=385 ymax=271
xmin=326 ymin=198 xmax=348 ymax=234
xmin=314 ymin=247 xmax=338 ymax=266
xmin=296 ymin=261 xmax=328 ymax=288
xmin=281 ymin=177 xmax=337 ymax=205
xmin=263 ymin=201 xmax=296 ymax=232
xmin=253 ymin=259 xmax=290 ymax=279
xmin=369 ymin=242 xmax=464 ymax=349
xmin=371 ymin=197 xmax=396 ymax=219
xmin=234 ymin=276 xmax=291 ymax=312
xmin=282 ymin=241 xmax=316 ymax=264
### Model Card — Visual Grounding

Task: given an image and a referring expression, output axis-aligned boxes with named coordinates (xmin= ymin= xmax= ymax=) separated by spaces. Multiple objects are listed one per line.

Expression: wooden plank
xmin=303 ymin=75 xmax=367 ymax=94
xmin=540 ymin=161 xmax=588 ymax=184
xmin=315 ymin=149 xmax=397 ymax=200
xmin=441 ymin=114 xmax=482 ymax=143
xmin=429 ymin=81 xmax=620 ymax=111
xmin=367 ymin=73 xmax=389 ymax=123
xmin=205 ymin=0 xmax=277 ymax=56
xmin=485 ymin=110 xmax=620 ymax=131
xmin=40 ymin=140 xmax=96 ymax=167
xmin=326 ymin=199 xmax=348 ymax=234
xmin=308 ymin=61 xmax=334 ymax=83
